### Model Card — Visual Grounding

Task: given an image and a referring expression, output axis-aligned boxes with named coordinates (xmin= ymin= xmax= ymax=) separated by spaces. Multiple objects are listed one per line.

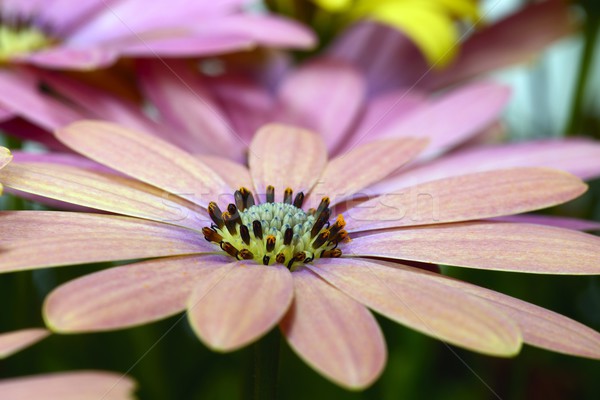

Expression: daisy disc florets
xmin=203 ymin=186 xmax=348 ymax=268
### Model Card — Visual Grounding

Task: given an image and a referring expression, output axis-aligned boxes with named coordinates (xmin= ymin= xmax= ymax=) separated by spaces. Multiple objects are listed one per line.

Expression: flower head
xmin=1 ymin=122 xmax=599 ymax=389
xmin=0 ymin=0 xmax=314 ymax=69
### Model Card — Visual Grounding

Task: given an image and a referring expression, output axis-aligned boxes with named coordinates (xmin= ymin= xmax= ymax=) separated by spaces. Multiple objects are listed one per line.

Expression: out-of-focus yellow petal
xmin=368 ymin=2 xmax=460 ymax=66
xmin=437 ymin=0 xmax=480 ymax=21
xmin=313 ymin=0 xmax=352 ymax=12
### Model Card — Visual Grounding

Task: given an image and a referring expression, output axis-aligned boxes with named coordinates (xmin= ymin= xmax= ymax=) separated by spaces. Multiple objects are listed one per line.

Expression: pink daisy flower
xmin=1 ymin=122 xmax=599 ymax=389
xmin=0 ymin=328 xmax=136 ymax=399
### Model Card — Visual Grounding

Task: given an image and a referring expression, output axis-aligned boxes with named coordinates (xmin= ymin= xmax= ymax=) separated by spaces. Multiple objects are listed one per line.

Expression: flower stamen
xmin=203 ymin=186 xmax=349 ymax=268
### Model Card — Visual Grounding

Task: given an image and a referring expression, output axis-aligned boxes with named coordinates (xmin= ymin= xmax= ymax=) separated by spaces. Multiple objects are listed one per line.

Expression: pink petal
xmin=345 ymin=222 xmax=600 ymax=274
xmin=44 ymin=255 xmax=229 ymax=333
xmin=17 ymin=46 xmax=119 ymax=70
xmin=0 ymin=211 xmax=211 ymax=272
xmin=39 ymin=70 xmax=169 ymax=140
xmin=308 ymin=258 xmax=521 ymax=356
xmin=0 ymin=163 xmax=207 ymax=230
xmin=0 ymin=329 xmax=49 ymax=359
xmin=188 ymin=263 xmax=293 ymax=352
xmin=490 ymin=215 xmax=600 ymax=231
xmin=347 ymin=168 xmax=587 ymax=232
xmin=280 ymin=267 xmax=386 ymax=390
xmin=306 ymin=138 xmax=427 ymax=209
xmin=423 ymin=0 xmax=573 ymax=89
xmin=328 ymin=21 xmax=425 ymax=96
xmin=372 ymin=138 xmax=600 ymax=194
xmin=207 ymin=74 xmax=275 ymax=142
xmin=337 ymin=89 xmax=426 ymax=154
xmin=249 ymin=124 xmax=327 ymax=202
xmin=0 ymin=104 xmax=14 ymax=122
xmin=136 ymin=60 xmax=243 ymax=159
xmin=277 ymin=59 xmax=366 ymax=152
xmin=0 ymin=371 xmax=136 ymax=400
xmin=433 ymin=270 xmax=600 ymax=359
xmin=56 ymin=121 xmax=230 ymax=206
xmin=11 ymin=151 xmax=113 ymax=173
xmin=0 ymin=69 xmax=83 ymax=132
xmin=196 ymin=155 xmax=253 ymax=191
xmin=374 ymin=82 xmax=511 ymax=158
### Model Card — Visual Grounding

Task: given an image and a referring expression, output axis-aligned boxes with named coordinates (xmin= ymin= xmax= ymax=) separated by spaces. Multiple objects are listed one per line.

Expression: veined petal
xmin=249 ymin=124 xmax=327 ymax=202
xmin=307 ymin=258 xmax=521 ymax=356
xmin=490 ymin=215 xmax=600 ymax=232
xmin=0 ymin=211 xmax=211 ymax=272
xmin=277 ymin=59 xmax=366 ymax=152
xmin=371 ymin=138 xmax=600 ymax=194
xmin=345 ymin=222 xmax=600 ymax=274
xmin=56 ymin=121 xmax=230 ymax=206
xmin=17 ymin=47 xmax=119 ymax=70
xmin=281 ymin=267 xmax=386 ymax=390
xmin=375 ymin=82 xmax=511 ymax=158
xmin=0 ymin=371 xmax=136 ymax=400
xmin=431 ymin=269 xmax=600 ymax=359
xmin=188 ymin=263 xmax=293 ymax=352
xmin=0 ymin=329 xmax=49 ymax=359
xmin=44 ymin=255 xmax=229 ymax=333
xmin=307 ymin=138 xmax=427 ymax=208
xmin=0 ymin=163 xmax=207 ymax=230
xmin=347 ymin=168 xmax=587 ymax=232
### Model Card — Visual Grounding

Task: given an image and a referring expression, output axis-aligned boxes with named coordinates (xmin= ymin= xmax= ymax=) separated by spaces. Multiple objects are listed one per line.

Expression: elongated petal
xmin=18 ymin=47 xmax=119 ymax=69
xmin=281 ymin=267 xmax=386 ymax=390
xmin=249 ymin=124 xmax=327 ymax=202
xmin=347 ymin=168 xmax=587 ymax=232
xmin=0 ymin=163 xmax=206 ymax=230
xmin=345 ymin=222 xmax=600 ymax=274
xmin=136 ymin=60 xmax=243 ymax=159
xmin=307 ymin=258 xmax=521 ymax=356
xmin=0 ymin=147 xmax=11 ymax=169
xmin=371 ymin=139 xmax=600 ymax=194
xmin=56 ymin=121 xmax=229 ymax=206
xmin=307 ymin=138 xmax=427 ymax=208
xmin=0 ymin=211 xmax=211 ymax=272
xmin=0 ymin=371 xmax=136 ymax=400
xmin=44 ymin=255 xmax=229 ymax=333
xmin=339 ymin=90 xmax=426 ymax=153
xmin=188 ymin=263 xmax=293 ymax=352
xmin=0 ymin=329 xmax=49 ymax=359
xmin=431 ymin=270 xmax=600 ymax=359
xmin=0 ymin=69 xmax=83 ymax=131
xmin=375 ymin=82 xmax=511 ymax=157
xmin=277 ymin=59 xmax=366 ymax=152
xmin=490 ymin=215 xmax=600 ymax=231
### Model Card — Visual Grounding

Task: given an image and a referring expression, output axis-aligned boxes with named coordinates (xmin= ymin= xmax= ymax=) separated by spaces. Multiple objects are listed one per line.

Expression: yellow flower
xmin=314 ymin=0 xmax=480 ymax=66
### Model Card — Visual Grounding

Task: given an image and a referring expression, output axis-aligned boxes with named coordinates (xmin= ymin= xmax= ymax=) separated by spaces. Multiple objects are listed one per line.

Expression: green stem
xmin=565 ymin=13 xmax=600 ymax=136
xmin=251 ymin=329 xmax=281 ymax=400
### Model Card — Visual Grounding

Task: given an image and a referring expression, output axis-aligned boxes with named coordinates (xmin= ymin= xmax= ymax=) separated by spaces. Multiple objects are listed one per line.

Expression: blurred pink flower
xmin=0 ymin=329 xmax=136 ymax=399
xmin=1 ymin=122 xmax=599 ymax=389
xmin=0 ymin=0 xmax=314 ymax=70
xmin=1 ymin=58 xmax=600 ymax=231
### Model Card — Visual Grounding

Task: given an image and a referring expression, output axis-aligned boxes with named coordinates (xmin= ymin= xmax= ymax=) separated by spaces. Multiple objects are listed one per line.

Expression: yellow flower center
xmin=0 ymin=21 xmax=53 ymax=61
xmin=203 ymin=186 xmax=348 ymax=268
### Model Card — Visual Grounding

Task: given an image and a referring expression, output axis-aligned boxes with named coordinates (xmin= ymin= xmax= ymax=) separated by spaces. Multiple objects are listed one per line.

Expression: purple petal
xmin=277 ymin=59 xmax=366 ymax=152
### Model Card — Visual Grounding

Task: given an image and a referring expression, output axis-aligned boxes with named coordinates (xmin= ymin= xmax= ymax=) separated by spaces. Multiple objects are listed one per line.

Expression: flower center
xmin=202 ymin=186 xmax=348 ymax=268
xmin=0 ymin=17 xmax=54 ymax=61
